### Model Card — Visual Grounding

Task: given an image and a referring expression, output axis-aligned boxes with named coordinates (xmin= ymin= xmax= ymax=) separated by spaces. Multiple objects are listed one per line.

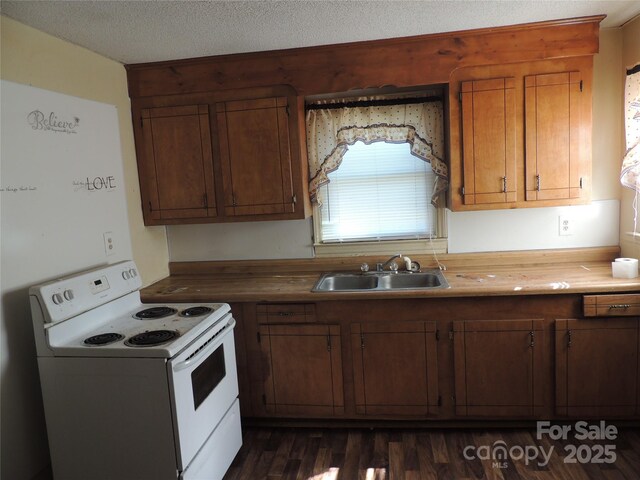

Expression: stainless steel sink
xmin=313 ymin=274 xmax=379 ymax=291
xmin=377 ymin=272 xmax=446 ymax=289
xmin=312 ymin=270 xmax=449 ymax=292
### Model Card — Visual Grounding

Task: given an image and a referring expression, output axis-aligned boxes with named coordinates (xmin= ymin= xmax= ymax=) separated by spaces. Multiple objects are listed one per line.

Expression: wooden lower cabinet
xmin=453 ymin=319 xmax=546 ymax=417
xmin=555 ymin=318 xmax=640 ymax=417
xmin=259 ymin=323 xmax=344 ymax=416
xmin=351 ymin=321 xmax=439 ymax=416
xmin=238 ymin=297 xmax=639 ymax=422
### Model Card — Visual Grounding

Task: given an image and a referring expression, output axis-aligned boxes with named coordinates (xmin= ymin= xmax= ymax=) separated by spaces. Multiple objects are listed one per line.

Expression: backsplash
xmin=167 ymin=200 xmax=619 ymax=261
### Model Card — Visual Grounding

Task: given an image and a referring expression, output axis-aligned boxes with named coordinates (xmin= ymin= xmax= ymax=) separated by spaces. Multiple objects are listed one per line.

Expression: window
xmin=318 ymin=140 xmax=435 ymax=241
xmin=314 ymin=141 xmax=446 ymax=256
xmin=306 ymin=93 xmax=448 ymax=256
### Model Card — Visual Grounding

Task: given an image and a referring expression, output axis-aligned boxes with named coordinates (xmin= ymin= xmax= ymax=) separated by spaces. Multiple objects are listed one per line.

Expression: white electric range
xmin=29 ymin=260 xmax=242 ymax=480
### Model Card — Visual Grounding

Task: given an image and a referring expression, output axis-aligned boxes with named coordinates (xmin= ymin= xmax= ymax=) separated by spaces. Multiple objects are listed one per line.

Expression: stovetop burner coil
xmin=124 ymin=330 xmax=180 ymax=347
xmin=83 ymin=333 xmax=125 ymax=346
xmin=133 ymin=306 xmax=177 ymax=320
xmin=180 ymin=306 xmax=213 ymax=317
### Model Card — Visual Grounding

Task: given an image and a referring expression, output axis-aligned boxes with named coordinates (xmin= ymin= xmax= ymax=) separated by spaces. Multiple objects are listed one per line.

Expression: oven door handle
xmin=172 ymin=317 xmax=235 ymax=372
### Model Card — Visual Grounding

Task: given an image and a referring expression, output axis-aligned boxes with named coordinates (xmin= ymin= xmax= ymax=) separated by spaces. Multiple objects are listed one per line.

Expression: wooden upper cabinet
xmin=525 ymin=71 xmax=585 ymax=201
xmin=216 ymin=97 xmax=296 ymax=217
xmin=555 ymin=318 xmax=640 ymax=418
xmin=351 ymin=321 xmax=439 ymax=416
xmin=139 ymin=105 xmax=217 ymax=222
xmin=449 ymin=57 xmax=593 ymax=211
xmin=461 ymin=78 xmax=517 ymax=205
xmin=131 ymin=86 xmax=310 ymax=225
xmin=453 ymin=319 xmax=546 ymax=417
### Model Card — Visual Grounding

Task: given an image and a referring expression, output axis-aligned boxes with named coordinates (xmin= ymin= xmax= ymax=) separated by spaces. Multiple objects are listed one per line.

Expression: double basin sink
xmin=312 ymin=269 xmax=449 ymax=292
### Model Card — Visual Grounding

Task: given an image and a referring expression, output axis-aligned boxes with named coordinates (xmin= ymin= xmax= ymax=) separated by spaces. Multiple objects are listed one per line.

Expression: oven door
xmin=167 ymin=314 xmax=239 ymax=471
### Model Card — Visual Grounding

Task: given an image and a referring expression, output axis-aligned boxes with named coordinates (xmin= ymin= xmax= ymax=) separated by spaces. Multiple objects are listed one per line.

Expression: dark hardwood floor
xmin=223 ymin=426 xmax=640 ymax=480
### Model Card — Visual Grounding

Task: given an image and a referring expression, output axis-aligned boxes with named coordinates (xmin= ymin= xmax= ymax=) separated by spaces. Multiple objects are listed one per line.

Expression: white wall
xmin=167 ymin=30 xmax=624 ymax=261
xmin=0 ymin=17 xmax=169 ymax=480
xmin=620 ymin=16 xmax=640 ymax=259
xmin=448 ymin=200 xmax=619 ymax=253
xmin=169 ymin=219 xmax=314 ymax=261
xmin=1 ymin=16 xmax=169 ymax=287
xmin=0 ymin=82 xmax=133 ymax=479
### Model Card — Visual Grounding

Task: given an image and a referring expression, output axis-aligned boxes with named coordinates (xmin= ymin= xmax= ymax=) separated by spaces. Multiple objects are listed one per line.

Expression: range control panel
xmin=29 ymin=261 xmax=142 ymax=324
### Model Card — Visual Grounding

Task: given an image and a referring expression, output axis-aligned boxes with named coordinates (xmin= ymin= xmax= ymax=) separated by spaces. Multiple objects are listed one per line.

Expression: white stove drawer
xmin=181 ymin=399 xmax=242 ymax=480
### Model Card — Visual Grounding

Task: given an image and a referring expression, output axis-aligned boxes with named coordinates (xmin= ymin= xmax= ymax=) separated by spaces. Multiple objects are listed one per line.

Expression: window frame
xmin=312 ymin=196 xmax=448 ymax=258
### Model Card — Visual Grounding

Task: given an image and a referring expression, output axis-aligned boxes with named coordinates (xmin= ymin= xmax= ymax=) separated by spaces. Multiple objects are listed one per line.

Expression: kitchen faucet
xmin=377 ymin=253 xmax=402 ymax=272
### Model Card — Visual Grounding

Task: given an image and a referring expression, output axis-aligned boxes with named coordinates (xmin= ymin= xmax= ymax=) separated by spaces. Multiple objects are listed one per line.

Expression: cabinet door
xmin=556 ymin=318 xmax=639 ymax=417
xmin=453 ymin=319 xmax=545 ymax=417
xmin=140 ymin=105 xmax=217 ymax=221
xmin=460 ymin=77 xmax=517 ymax=205
xmin=259 ymin=324 xmax=343 ymax=416
xmin=525 ymin=71 xmax=584 ymax=201
xmin=217 ymin=97 xmax=295 ymax=216
xmin=351 ymin=321 xmax=439 ymax=416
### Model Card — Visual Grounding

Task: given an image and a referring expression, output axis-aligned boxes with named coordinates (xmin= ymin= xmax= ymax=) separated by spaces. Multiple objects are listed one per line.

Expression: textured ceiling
xmin=2 ymin=1 xmax=639 ymax=65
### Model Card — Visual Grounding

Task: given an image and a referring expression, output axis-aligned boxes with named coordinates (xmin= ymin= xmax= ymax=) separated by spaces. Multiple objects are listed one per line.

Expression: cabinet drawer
xmin=583 ymin=294 xmax=640 ymax=317
xmin=257 ymin=303 xmax=316 ymax=323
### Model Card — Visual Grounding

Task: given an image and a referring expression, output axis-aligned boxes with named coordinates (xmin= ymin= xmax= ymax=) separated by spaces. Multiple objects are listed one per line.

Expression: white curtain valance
xmin=621 ymin=65 xmax=640 ymax=192
xmin=306 ymin=101 xmax=447 ymax=206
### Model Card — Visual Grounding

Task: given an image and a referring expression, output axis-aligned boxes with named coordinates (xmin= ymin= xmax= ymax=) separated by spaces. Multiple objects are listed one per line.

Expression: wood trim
xmin=168 ymin=246 xmax=621 ymax=275
xmin=351 ymin=323 xmax=366 ymax=415
xmin=126 ymin=16 xmax=603 ymax=98
xmin=555 ymin=319 xmax=568 ymax=416
xmin=257 ymin=303 xmax=316 ymax=323
xmin=215 ymin=103 xmax=235 ymax=212
xmin=453 ymin=321 xmax=467 ymax=416
xmin=140 ymin=112 xmax=162 ymax=220
xmin=584 ymin=294 xmax=640 ymax=317
xmin=276 ymin=102 xmax=295 ymax=213
xmin=426 ymin=321 xmax=439 ymax=413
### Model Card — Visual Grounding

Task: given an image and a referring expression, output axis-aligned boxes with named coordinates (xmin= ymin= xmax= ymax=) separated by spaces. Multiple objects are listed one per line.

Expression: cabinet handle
xmin=529 ymin=331 xmax=534 ymax=348
xmin=535 ymin=175 xmax=541 ymax=191
xmin=232 ymin=195 xmax=238 ymax=207
xmin=502 ymin=176 xmax=507 ymax=193
xmin=609 ymin=304 xmax=631 ymax=310
xmin=327 ymin=334 xmax=331 ymax=352
xmin=360 ymin=333 xmax=365 ymax=349
xmin=276 ymin=312 xmax=295 ymax=316
xmin=567 ymin=330 xmax=572 ymax=348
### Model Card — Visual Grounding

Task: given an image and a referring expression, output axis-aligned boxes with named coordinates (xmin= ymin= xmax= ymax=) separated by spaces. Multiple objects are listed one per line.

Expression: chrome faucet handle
xmin=360 ymin=263 xmax=369 ymax=273
xmin=389 ymin=261 xmax=399 ymax=273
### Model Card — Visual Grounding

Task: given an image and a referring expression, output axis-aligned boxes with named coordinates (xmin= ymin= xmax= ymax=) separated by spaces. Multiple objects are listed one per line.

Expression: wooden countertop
xmin=141 ymin=255 xmax=640 ymax=303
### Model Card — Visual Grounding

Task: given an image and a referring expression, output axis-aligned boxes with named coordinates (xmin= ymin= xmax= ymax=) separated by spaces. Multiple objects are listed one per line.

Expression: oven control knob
xmin=52 ymin=293 xmax=64 ymax=305
xmin=63 ymin=289 xmax=74 ymax=301
xmin=128 ymin=268 xmax=137 ymax=278
xmin=122 ymin=271 xmax=131 ymax=280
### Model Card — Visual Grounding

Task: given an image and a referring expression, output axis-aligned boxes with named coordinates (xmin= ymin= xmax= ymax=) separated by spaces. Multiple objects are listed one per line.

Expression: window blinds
xmin=318 ymin=141 xmax=435 ymax=242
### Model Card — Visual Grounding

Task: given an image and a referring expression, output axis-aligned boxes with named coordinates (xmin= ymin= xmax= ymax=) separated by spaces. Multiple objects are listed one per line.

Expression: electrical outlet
xmin=103 ymin=231 xmax=115 ymax=256
xmin=558 ymin=215 xmax=573 ymax=236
